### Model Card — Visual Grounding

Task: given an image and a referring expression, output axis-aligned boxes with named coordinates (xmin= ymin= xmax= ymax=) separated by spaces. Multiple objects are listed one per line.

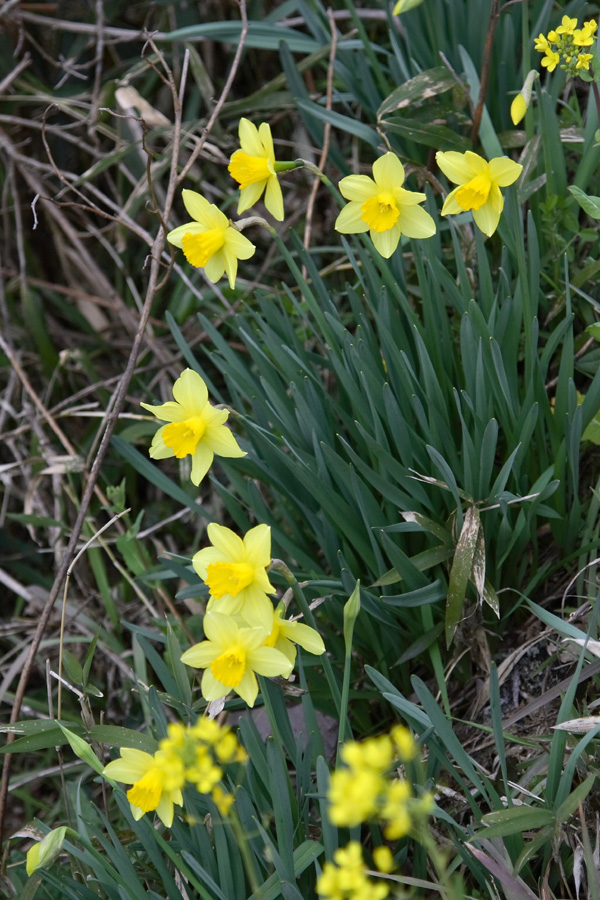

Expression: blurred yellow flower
xmin=436 ymin=150 xmax=522 ymax=237
xmin=180 ymin=611 xmax=293 ymax=707
xmin=141 ymin=369 xmax=246 ymax=486
xmin=541 ymin=48 xmax=560 ymax=71
xmin=574 ymin=20 xmax=598 ymax=47
xmin=555 ymin=15 xmax=577 ymax=36
xmin=318 ymin=843 xmax=389 ymax=900
xmin=103 ymin=747 xmax=183 ymax=827
xmin=167 ymin=189 xmax=255 ymax=288
xmin=228 ymin=118 xmax=284 ymax=221
xmin=335 ymin=151 xmax=436 ymax=257
xmin=193 ymin=523 xmax=275 ymax=631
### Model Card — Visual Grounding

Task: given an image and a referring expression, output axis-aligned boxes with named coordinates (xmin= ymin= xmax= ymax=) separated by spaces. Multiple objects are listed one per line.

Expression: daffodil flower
xmin=263 ymin=606 xmax=325 ymax=666
xmin=335 ymin=152 xmax=436 ymax=258
xmin=103 ymin=748 xmax=183 ymax=827
xmin=180 ymin=611 xmax=293 ymax=707
xmin=167 ymin=190 xmax=255 ymax=289
xmin=193 ymin=523 xmax=275 ymax=631
xmin=141 ymin=369 xmax=246 ymax=486
xmin=228 ymin=118 xmax=286 ymax=221
xmin=436 ymin=150 xmax=522 ymax=237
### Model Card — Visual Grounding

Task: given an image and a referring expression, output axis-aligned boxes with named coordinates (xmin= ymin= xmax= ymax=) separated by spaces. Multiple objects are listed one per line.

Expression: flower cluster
xmin=167 ymin=118 xmax=523 ymax=290
xmin=535 ymin=16 xmax=597 ymax=76
xmin=103 ymin=720 xmax=246 ymax=827
xmin=181 ymin=523 xmax=325 ymax=706
xmin=317 ymin=842 xmax=391 ymax=900
xmin=327 ymin=727 xmax=432 ymax=839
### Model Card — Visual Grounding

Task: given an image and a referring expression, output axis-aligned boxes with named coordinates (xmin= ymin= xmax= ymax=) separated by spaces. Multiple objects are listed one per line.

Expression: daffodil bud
xmin=26 ymin=826 xmax=68 ymax=876
xmin=510 ymin=70 xmax=539 ymax=125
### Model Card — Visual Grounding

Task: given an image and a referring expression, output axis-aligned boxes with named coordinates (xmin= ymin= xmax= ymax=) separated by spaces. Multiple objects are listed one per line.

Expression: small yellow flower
xmin=263 ymin=606 xmax=326 ymax=666
xmin=318 ymin=843 xmax=389 ymax=900
xmin=436 ymin=150 xmax=522 ymax=237
xmin=167 ymin=189 xmax=255 ymax=289
xmin=193 ymin=523 xmax=275 ymax=632
xmin=555 ymin=15 xmax=577 ymax=36
xmin=228 ymin=118 xmax=284 ymax=221
xmin=103 ymin=748 xmax=183 ymax=827
xmin=533 ymin=33 xmax=549 ymax=52
xmin=574 ymin=20 xmax=598 ymax=47
xmin=180 ymin=611 xmax=293 ymax=707
xmin=212 ymin=784 xmax=235 ymax=816
xmin=576 ymin=52 xmax=593 ymax=70
xmin=373 ymin=845 xmax=395 ymax=874
xmin=335 ymin=152 xmax=436 ymax=257
xmin=541 ymin=47 xmax=560 ymax=71
xmin=141 ymin=369 xmax=246 ymax=486
xmin=380 ymin=780 xmax=412 ymax=840
xmin=328 ymin=766 xmax=386 ymax=827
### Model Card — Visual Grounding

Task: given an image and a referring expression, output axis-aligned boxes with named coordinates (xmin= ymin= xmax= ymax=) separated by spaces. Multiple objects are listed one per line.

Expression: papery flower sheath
xmin=141 ymin=369 xmax=245 ymax=486
xmin=167 ymin=189 xmax=255 ymax=289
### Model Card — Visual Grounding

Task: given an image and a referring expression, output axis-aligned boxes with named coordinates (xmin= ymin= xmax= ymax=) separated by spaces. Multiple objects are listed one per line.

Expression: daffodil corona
xmin=141 ymin=369 xmax=246 ymax=486
xmin=193 ymin=523 xmax=276 ymax=631
xmin=335 ymin=152 xmax=436 ymax=257
xmin=229 ymin=118 xmax=289 ymax=221
xmin=436 ymin=150 xmax=522 ymax=237
xmin=167 ymin=189 xmax=255 ymax=289
xmin=263 ymin=606 xmax=326 ymax=666
xmin=180 ymin=611 xmax=293 ymax=707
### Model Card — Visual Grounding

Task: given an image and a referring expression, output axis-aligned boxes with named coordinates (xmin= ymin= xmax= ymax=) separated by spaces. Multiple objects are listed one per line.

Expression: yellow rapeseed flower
xmin=576 ymin=53 xmax=593 ymax=70
xmin=335 ymin=151 xmax=436 ymax=257
xmin=555 ymin=15 xmax=577 ymax=36
xmin=193 ymin=522 xmax=276 ymax=632
xmin=180 ymin=611 xmax=293 ymax=707
xmin=436 ymin=150 xmax=522 ymax=237
xmin=328 ymin=766 xmax=385 ymax=826
xmin=141 ymin=369 xmax=246 ymax=486
xmin=318 ymin=842 xmax=389 ymax=900
xmin=103 ymin=748 xmax=183 ymax=827
xmin=167 ymin=189 xmax=255 ymax=289
xmin=574 ymin=20 xmax=598 ymax=47
xmin=228 ymin=118 xmax=285 ymax=221
xmin=541 ymin=47 xmax=560 ymax=71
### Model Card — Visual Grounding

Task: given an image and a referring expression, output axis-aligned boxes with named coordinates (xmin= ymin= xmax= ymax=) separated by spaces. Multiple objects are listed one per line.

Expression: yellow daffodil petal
xmin=171 ymin=368 xmax=208 ymax=411
xmin=396 ymin=204 xmax=436 ymax=239
xmin=371 ymin=227 xmax=401 ymax=258
xmin=190 ymin=443 xmax=214 ymax=485
xmin=238 ymin=117 xmax=266 ymax=157
xmin=180 ymin=640 xmax=220 ymax=668
xmin=472 ymin=202 xmax=501 ymax=237
xmin=243 ymin=523 xmax=272 ymax=568
xmin=264 ymin=175 xmax=284 ymax=221
xmin=488 ymin=157 xmax=523 ymax=186
xmin=334 ymin=202 xmax=370 ymax=233
xmin=372 ymin=151 xmax=406 ymax=187
xmin=181 ymin=189 xmax=213 ymax=221
xmin=206 ymin=523 xmax=245 ymax=560
xmin=436 ymin=150 xmax=477 ymax=184
xmin=338 ymin=174 xmax=378 ymax=202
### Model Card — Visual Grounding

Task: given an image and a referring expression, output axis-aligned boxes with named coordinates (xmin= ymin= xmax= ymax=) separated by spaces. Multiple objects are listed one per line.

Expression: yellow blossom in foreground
xmin=263 ymin=605 xmax=326 ymax=666
xmin=141 ymin=369 xmax=245 ymax=486
xmin=180 ymin=611 xmax=293 ymax=707
xmin=193 ymin=523 xmax=276 ymax=632
xmin=167 ymin=189 xmax=255 ymax=289
xmin=103 ymin=748 xmax=183 ymax=827
xmin=328 ymin=765 xmax=386 ymax=826
xmin=335 ymin=152 xmax=436 ymax=258
xmin=318 ymin=843 xmax=389 ymax=900
xmin=436 ymin=150 xmax=522 ymax=237
xmin=228 ymin=118 xmax=284 ymax=221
